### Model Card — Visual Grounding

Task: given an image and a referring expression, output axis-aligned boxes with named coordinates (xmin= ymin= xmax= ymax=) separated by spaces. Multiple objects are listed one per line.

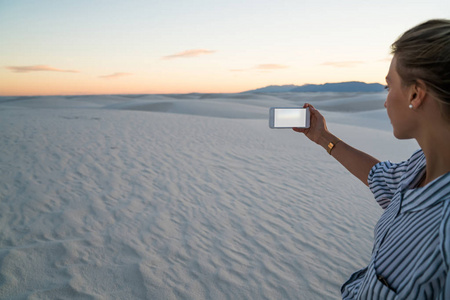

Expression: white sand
xmin=0 ymin=93 xmax=418 ymax=299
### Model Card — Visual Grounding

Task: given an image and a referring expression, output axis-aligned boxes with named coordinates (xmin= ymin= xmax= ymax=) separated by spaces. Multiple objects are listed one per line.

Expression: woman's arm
xmin=293 ymin=104 xmax=380 ymax=186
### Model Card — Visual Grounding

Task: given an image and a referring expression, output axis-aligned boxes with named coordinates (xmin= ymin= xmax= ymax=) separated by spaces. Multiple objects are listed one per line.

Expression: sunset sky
xmin=1 ymin=0 xmax=449 ymax=96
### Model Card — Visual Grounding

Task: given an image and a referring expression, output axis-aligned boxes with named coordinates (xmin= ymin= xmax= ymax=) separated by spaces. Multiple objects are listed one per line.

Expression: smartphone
xmin=269 ymin=107 xmax=310 ymax=129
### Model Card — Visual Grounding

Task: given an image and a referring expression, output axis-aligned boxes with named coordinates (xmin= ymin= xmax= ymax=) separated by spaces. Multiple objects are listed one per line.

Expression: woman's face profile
xmin=384 ymin=57 xmax=416 ymax=140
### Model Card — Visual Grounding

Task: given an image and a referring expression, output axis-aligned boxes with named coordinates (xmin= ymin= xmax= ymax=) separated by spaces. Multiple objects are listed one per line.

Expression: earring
xmin=409 ymin=104 xmax=413 ymax=109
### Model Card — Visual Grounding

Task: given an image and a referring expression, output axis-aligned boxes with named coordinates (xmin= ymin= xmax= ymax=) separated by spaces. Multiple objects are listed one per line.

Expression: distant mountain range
xmin=245 ymin=81 xmax=385 ymax=93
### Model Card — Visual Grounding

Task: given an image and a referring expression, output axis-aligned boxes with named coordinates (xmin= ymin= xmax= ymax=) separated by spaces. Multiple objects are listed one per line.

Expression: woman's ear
xmin=410 ymin=80 xmax=427 ymax=109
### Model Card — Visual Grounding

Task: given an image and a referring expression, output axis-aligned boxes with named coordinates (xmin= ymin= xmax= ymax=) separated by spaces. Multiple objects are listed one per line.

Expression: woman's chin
xmin=392 ymin=129 xmax=414 ymax=140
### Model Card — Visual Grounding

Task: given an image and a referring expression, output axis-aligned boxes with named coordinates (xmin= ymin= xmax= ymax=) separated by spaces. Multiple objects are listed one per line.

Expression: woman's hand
xmin=293 ymin=103 xmax=330 ymax=146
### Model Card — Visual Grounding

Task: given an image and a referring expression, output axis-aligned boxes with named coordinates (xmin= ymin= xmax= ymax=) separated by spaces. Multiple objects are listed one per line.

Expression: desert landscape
xmin=0 ymin=92 xmax=418 ymax=299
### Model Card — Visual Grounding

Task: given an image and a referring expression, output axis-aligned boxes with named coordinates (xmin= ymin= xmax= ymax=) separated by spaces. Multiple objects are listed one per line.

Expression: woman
xmin=294 ymin=19 xmax=450 ymax=299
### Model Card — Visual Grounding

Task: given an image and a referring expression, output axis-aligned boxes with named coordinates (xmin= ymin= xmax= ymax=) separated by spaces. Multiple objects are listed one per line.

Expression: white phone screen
xmin=274 ymin=108 xmax=307 ymax=128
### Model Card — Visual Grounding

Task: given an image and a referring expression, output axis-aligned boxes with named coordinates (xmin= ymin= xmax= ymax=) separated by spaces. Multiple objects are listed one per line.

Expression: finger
xmin=303 ymin=103 xmax=315 ymax=110
xmin=307 ymin=104 xmax=322 ymax=117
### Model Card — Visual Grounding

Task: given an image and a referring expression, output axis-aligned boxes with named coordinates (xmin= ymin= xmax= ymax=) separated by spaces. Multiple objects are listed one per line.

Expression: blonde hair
xmin=391 ymin=19 xmax=450 ymax=120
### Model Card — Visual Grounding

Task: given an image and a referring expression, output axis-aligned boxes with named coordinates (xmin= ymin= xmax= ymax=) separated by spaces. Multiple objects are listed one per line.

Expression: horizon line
xmin=0 ymin=80 xmax=385 ymax=97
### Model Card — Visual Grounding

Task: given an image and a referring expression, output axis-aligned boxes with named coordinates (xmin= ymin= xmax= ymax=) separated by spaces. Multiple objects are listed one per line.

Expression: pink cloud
xmin=99 ymin=72 xmax=132 ymax=79
xmin=162 ymin=49 xmax=216 ymax=60
xmin=6 ymin=65 xmax=79 ymax=73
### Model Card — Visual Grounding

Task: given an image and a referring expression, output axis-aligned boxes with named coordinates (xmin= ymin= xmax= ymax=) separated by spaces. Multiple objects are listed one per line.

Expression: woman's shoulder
xmin=369 ymin=149 xmax=424 ymax=179
xmin=368 ymin=149 xmax=425 ymax=205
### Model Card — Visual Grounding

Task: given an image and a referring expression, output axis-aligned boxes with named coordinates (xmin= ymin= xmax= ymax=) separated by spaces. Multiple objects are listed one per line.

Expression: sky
xmin=0 ymin=0 xmax=449 ymax=96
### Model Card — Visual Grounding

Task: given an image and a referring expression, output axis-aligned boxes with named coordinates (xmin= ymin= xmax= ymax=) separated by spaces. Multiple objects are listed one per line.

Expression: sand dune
xmin=0 ymin=93 xmax=417 ymax=299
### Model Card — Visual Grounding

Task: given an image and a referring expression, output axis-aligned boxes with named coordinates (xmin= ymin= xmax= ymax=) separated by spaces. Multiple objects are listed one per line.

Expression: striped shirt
xmin=341 ymin=149 xmax=450 ymax=300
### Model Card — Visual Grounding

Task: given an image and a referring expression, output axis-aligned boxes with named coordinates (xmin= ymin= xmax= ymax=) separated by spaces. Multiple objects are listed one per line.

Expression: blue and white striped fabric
xmin=341 ymin=149 xmax=450 ymax=299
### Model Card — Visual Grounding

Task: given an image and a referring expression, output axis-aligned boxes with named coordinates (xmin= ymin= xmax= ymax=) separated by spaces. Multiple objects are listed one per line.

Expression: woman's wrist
xmin=318 ymin=131 xmax=336 ymax=150
xmin=317 ymin=132 xmax=342 ymax=154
